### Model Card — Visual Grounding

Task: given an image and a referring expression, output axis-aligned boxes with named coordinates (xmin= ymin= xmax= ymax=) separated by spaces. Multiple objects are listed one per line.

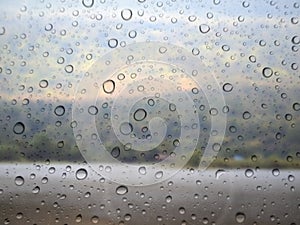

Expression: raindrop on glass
xmin=13 ymin=122 xmax=25 ymax=134
xmin=54 ymin=105 xmax=65 ymax=116
xmin=245 ymin=169 xmax=254 ymax=178
xmin=76 ymin=168 xmax=88 ymax=180
xmin=88 ymin=105 xmax=98 ymax=115
xmin=108 ymin=38 xmax=118 ymax=48
xmin=121 ymin=9 xmax=133 ymax=21
xmin=262 ymin=67 xmax=273 ymax=78
xmin=111 ymin=147 xmax=120 ymax=158
xmin=133 ymin=108 xmax=147 ymax=121
xmin=199 ymin=24 xmax=210 ymax=34
xmin=103 ymin=79 xmax=115 ymax=94
xmin=235 ymin=212 xmax=246 ymax=223
xmin=116 ymin=185 xmax=128 ymax=195
xmin=222 ymin=83 xmax=233 ymax=92
xmin=82 ymin=0 xmax=94 ymax=8
xmin=39 ymin=80 xmax=48 ymax=88
xmin=15 ymin=176 xmax=25 ymax=186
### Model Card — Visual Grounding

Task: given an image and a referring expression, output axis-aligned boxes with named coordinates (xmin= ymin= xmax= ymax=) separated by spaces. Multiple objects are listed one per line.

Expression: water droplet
xmin=111 ymin=147 xmax=120 ymax=158
xmin=222 ymin=44 xmax=230 ymax=51
xmin=75 ymin=214 xmax=82 ymax=223
xmin=147 ymin=98 xmax=155 ymax=106
xmin=15 ymin=176 xmax=25 ymax=186
xmin=116 ymin=185 xmax=128 ymax=195
xmin=159 ymin=46 xmax=167 ymax=54
xmin=222 ymin=83 xmax=233 ymax=92
xmin=262 ymin=67 xmax=273 ymax=78
xmin=39 ymin=79 xmax=48 ymax=88
xmin=54 ymin=105 xmax=65 ymax=116
xmin=120 ymin=122 xmax=133 ymax=135
xmin=245 ymin=169 xmax=254 ymax=178
xmin=128 ymin=30 xmax=137 ymax=38
xmin=199 ymin=24 xmax=210 ymax=33
xmin=169 ymin=103 xmax=176 ymax=111
xmin=65 ymin=65 xmax=74 ymax=73
xmin=288 ymin=175 xmax=295 ymax=182
xmin=179 ymin=207 xmax=186 ymax=214
xmin=103 ymin=79 xmax=115 ymax=94
xmin=32 ymin=186 xmax=40 ymax=194
xmin=121 ymin=9 xmax=133 ymax=21
xmin=155 ymin=171 xmax=163 ymax=179
xmin=165 ymin=195 xmax=172 ymax=203
xmin=91 ymin=216 xmax=99 ymax=224
xmin=215 ymin=169 xmax=225 ymax=179
xmin=88 ymin=105 xmax=98 ymax=115
xmin=16 ymin=212 xmax=23 ymax=220
xmin=242 ymin=111 xmax=251 ymax=120
xmin=249 ymin=55 xmax=256 ymax=63
xmin=41 ymin=177 xmax=48 ymax=184
xmin=292 ymin=102 xmax=300 ymax=111
xmin=45 ymin=23 xmax=53 ymax=31
xmin=138 ymin=166 xmax=147 ymax=175
xmin=76 ymin=168 xmax=88 ymax=180
xmin=124 ymin=214 xmax=131 ymax=221
xmin=212 ymin=143 xmax=221 ymax=152
xmin=272 ymin=168 xmax=280 ymax=177
xmin=292 ymin=36 xmax=300 ymax=45
xmin=133 ymin=108 xmax=147 ymax=121
xmin=235 ymin=212 xmax=246 ymax=223
xmin=108 ymin=38 xmax=118 ymax=48
xmin=82 ymin=0 xmax=94 ymax=8
xmin=13 ymin=122 xmax=25 ymax=134
xmin=229 ymin=125 xmax=237 ymax=133
xmin=48 ymin=167 xmax=56 ymax=174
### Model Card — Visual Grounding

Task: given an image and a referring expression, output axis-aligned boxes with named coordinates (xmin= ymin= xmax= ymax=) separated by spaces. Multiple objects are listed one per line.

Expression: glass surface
xmin=0 ymin=0 xmax=299 ymax=224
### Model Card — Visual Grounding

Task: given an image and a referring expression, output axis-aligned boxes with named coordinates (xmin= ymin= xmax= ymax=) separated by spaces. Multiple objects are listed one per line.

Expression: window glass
xmin=0 ymin=0 xmax=299 ymax=224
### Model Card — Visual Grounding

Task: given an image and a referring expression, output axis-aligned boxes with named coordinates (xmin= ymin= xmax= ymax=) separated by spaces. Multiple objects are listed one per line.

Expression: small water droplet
xmin=291 ymin=36 xmax=300 ymax=45
xmin=88 ymin=105 xmax=98 ymax=115
xmin=215 ymin=169 xmax=225 ymax=179
xmin=179 ymin=207 xmax=186 ymax=214
xmin=39 ymin=79 xmax=48 ymax=88
xmin=245 ymin=169 xmax=254 ymax=178
xmin=91 ymin=216 xmax=99 ymax=224
xmin=222 ymin=83 xmax=233 ymax=92
xmin=262 ymin=67 xmax=273 ymax=78
xmin=13 ymin=122 xmax=25 ymax=134
xmin=32 ymin=186 xmax=40 ymax=194
xmin=155 ymin=171 xmax=163 ymax=179
xmin=242 ymin=111 xmax=251 ymax=120
xmin=199 ymin=24 xmax=210 ymax=33
xmin=165 ymin=195 xmax=172 ymax=203
xmin=76 ymin=168 xmax=88 ymax=180
xmin=15 ymin=176 xmax=25 ymax=186
xmin=121 ymin=9 xmax=133 ymax=21
xmin=108 ymin=38 xmax=118 ymax=48
xmin=133 ymin=108 xmax=147 ymax=121
xmin=64 ymin=65 xmax=74 ymax=73
xmin=103 ymin=79 xmax=115 ymax=94
xmin=54 ymin=105 xmax=65 ymax=116
xmin=116 ymin=185 xmax=128 ymax=195
xmin=235 ymin=212 xmax=246 ymax=223
xmin=272 ymin=168 xmax=280 ymax=177
xmin=111 ymin=147 xmax=120 ymax=158
xmin=138 ymin=166 xmax=147 ymax=175
xmin=45 ymin=23 xmax=53 ymax=31
xmin=75 ymin=214 xmax=82 ymax=223
xmin=120 ymin=122 xmax=133 ymax=135
xmin=82 ymin=0 xmax=94 ymax=8
xmin=292 ymin=102 xmax=300 ymax=111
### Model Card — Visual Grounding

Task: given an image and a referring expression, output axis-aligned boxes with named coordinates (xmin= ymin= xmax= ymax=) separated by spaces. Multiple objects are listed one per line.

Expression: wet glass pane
xmin=0 ymin=0 xmax=299 ymax=224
